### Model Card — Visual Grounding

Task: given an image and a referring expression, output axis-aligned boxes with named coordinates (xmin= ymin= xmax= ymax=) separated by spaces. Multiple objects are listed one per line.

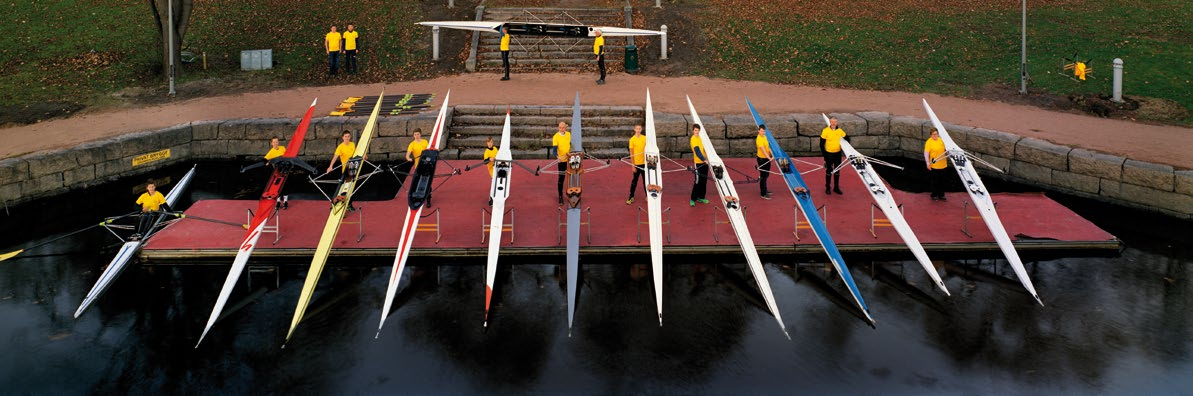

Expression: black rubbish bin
xmin=624 ymin=45 xmax=639 ymax=74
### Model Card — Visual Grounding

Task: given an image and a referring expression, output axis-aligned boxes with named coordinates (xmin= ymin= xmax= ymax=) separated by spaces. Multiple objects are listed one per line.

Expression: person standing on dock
xmin=500 ymin=25 xmax=511 ymax=81
xmin=756 ymin=125 xmax=773 ymax=199
xmin=689 ymin=124 xmax=710 ymax=207
xmin=820 ymin=117 xmax=846 ymax=195
xmin=325 ymin=26 xmax=343 ymax=76
xmin=393 ymin=128 xmax=428 ymax=189
xmin=343 ymin=24 xmax=359 ymax=74
xmin=626 ymin=124 xmax=646 ymax=204
xmin=552 ymin=122 xmax=572 ymax=205
xmin=327 ymin=130 xmax=357 ymax=177
xmin=134 ymin=182 xmax=167 ymax=238
xmin=264 ymin=137 xmax=285 ymax=163
xmin=483 ymin=137 xmax=498 ymax=206
xmin=593 ymin=29 xmax=606 ymax=85
xmin=924 ymin=128 xmax=948 ymax=201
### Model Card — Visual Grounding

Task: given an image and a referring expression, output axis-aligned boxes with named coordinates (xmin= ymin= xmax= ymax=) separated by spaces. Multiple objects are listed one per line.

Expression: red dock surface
xmin=142 ymin=158 xmax=1119 ymax=262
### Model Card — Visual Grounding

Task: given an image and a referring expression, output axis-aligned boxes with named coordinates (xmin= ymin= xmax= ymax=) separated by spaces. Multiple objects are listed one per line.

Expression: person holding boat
xmin=593 ymin=29 xmax=606 ymax=85
xmin=924 ymin=128 xmax=948 ymax=201
xmin=483 ymin=137 xmax=498 ymax=206
xmin=551 ymin=122 xmax=572 ymax=205
xmin=328 ymin=130 xmax=366 ymax=180
xmin=820 ymin=117 xmax=846 ymax=195
xmin=689 ymin=124 xmax=710 ymax=207
xmin=626 ymin=124 xmax=646 ymax=204
xmin=756 ymin=125 xmax=774 ymax=199
xmin=500 ymin=25 xmax=511 ymax=81
xmin=134 ymin=182 xmax=167 ymax=238
xmin=264 ymin=137 xmax=285 ymax=163
xmin=391 ymin=128 xmax=428 ymax=189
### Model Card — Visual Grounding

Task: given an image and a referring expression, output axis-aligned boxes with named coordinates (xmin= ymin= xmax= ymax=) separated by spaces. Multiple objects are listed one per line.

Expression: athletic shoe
xmin=833 ymin=187 xmax=843 ymax=195
xmin=689 ymin=200 xmax=696 ymax=207
xmin=697 ymin=198 xmax=710 ymax=204
xmin=760 ymin=194 xmax=772 ymax=200
xmin=626 ymin=197 xmax=634 ymax=205
xmin=500 ymin=76 xmax=510 ymax=81
xmin=597 ymin=79 xmax=606 ymax=85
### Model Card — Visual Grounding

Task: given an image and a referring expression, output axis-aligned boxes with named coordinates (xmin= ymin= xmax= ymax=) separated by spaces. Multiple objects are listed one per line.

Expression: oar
xmin=166 ymin=213 xmax=249 ymax=230
xmin=0 ymin=212 xmax=138 ymax=262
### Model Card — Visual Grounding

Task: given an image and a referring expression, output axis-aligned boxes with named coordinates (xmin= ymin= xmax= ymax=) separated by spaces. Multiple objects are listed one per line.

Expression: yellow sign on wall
xmin=132 ymin=148 xmax=171 ymax=167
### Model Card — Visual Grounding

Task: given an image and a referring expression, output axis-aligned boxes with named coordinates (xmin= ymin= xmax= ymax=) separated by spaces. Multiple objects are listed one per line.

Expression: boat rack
xmin=417 ymin=208 xmax=443 ymax=243
xmin=712 ymin=205 xmax=748 ymax=243
xmin=961 ymin=200 xmax=996 ymax=238
xmin=556 ymin=207 xmax=592 ymax=245
xmin=635 ymin=206 xmax=671 ymax=244
xmin=792 ymin=204 xmax=827 ymax=241
xmin=869 ymin=202 xmax=904 ymax=238
xmin=480 ymin=206 xmax=515 ymax=244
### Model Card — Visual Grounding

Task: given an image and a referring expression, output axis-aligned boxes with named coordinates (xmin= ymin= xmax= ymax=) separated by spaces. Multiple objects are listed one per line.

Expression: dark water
xmin=0 ymin=162 xmax=1190 ymax=394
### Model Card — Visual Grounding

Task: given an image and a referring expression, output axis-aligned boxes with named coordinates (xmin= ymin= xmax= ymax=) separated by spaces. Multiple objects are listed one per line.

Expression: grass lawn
xmin=693 ymin=0 xmax=1191 ymax=121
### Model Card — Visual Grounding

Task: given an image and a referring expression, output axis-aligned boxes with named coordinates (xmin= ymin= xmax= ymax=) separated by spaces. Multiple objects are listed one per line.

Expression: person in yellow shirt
xmin=482 ymin=137 xmax=498 ymax=206
xmin=625 ymin=124 xmax=646 ymax=204
xmin=593 ymin=29 xmax=606 ymax=85
xmin=264 ymin=137 xmax=286 ymax=162
xmin=343 ymin=24 xmax=359 ymax=74
xmin=689 ymin=124 xmax=710 ymax=206
xmin=325 ymin=26 xmax=343 ymax=76
xmin=499 ymin=25 xmax=511 ymax=81
xmin=327 ymin=130 xmax=357 ymax=175
xmin=406 ymin=129 xmax=429 ymax=163
xmin=551 ymin=122 xmax=572 ymax=205
xmin=819 ymin=117 xmax=847 ymax=195
xmin=755 ymin=125 xmax=774 ymax=199
xmin=134 ymin=182 xmax=167 ymax=238
xmin=924 ymin=128 xmax=949 ymax=201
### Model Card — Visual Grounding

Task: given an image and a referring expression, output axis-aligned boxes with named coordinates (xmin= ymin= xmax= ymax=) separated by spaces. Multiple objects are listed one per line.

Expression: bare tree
xmin=148 ymin=0 xmax=193 ymax=82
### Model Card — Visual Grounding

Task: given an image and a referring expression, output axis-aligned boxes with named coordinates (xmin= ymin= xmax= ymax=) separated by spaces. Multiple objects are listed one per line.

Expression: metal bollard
xmin=433 ymin=26 xmax=440 ymax=61
xmin=1112 ymin=58 xmax=1123 ymax=103
xmin=660 ymin=25 xmax=668 ymax=60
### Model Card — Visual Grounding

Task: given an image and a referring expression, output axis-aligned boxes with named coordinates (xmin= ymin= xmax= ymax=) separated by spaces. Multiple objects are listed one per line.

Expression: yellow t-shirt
xmin=343 ymin=31 xmax=358 ymax=51
xmin=500 ymin=32 xmax=510 ymax=51
xmin=326 ymin=32 xmax=342 ymax=52
xmin=265 ymin=146 xmax=286 ymax=161
xmin=690 ymin=135 xmax=705 ymax=165
xmin=755 ymin=135 xmax=771 ymax=159
xmin=820 ymin=127 xmax=846 ymax=153
xmin=335 ymin=141 xmax=355 ymax=169
xmin=924 ymin=137 xmax=948 ymax=169
xmin=137 ymin=191 xmax=166 ymax=211
xmin=628 ymin=134 xmax=646 ymax=165
xmin=552 ymin=131 xmax=571 ymax=162
xmin=593 ymin=36 xmax=605 ymax=55
xmin=483 ymin=146 xmax=498 ymax=176
xmin=407 ymin=139 xmax=429 ymax=160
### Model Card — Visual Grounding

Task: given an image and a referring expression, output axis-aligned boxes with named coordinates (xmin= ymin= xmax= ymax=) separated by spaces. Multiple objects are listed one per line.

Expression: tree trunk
xmin=149 ymin=0 xmax=193 ymax=83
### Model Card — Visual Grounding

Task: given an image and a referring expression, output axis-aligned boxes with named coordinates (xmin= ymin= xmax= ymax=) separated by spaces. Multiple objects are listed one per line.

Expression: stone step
xmin=452 ymin=114 xmax=642 ymax=127
xmin=452 ymin=147 xmax=628 ymax=162
xmin=476 ymin=59 xmax=620 ymax=69
xmin=450 ymin=125 xmax=640 ymax=139
xmin=452 ymin=105 xmax=643 ymax=117
xmin=476 ymin=48 xmax=627 ymax=57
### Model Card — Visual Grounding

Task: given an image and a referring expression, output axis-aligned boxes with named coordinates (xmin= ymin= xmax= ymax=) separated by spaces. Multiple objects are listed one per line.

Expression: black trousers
xmin=628 ymin=167 xmax=645 ymax=199
xmin=137 ymin=211 xmax=154 ymax=235
xmin=691 ymin=163 xmax=708 ymax=201
xmin=328 ymin=52 xmax=339 ymax=75
xmin=501 ymin=50 xmax=510 ymax=78
xmin=557 ymin=162 xmax=567 ymax=200
xmin=597 ymin=54 xmax=606 ymax=80
xmin=757 ymin=157 xmax=771 ymax=196
xmin=824 ymin=151 xmax=842 ymax=188
xmin=345 ymin=49 xmax=357 ymax=73
xmin=929 ymin=167 xmax=947 ymax=198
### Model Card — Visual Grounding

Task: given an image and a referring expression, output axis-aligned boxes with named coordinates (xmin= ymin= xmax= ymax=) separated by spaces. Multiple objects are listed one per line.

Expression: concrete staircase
xmin=447 ymin=105 xmax=644 ymax=161
xmin=477 ymin=7 xmax=627 ymax=72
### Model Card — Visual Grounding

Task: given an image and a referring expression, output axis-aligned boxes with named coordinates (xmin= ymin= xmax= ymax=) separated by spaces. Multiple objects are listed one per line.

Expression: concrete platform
xmin=142 ymin=158 xmax=1120 ymax=263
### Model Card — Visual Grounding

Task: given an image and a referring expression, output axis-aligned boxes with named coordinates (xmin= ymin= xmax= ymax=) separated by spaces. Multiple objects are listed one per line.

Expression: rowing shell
xmin=285 ymin=91 xmax=386 ymax=343
xmin=829 ymin=113 xmax=949 ymax=296
xmin=416 ymin=21 xmax=662 ymax=37
xmin=689 ymin=96 xmax=789 ymax=338
xmin=643 ymin=89 xmax=665 ymax=326
xmin=483 ymin=107 xmax=514 ymax=327
xmin=565 ymin=92 xmax=584 ymax=334
xmin=196 ymin=98 xmax=318 ymax=347
xmin=745 ymin=99 xmax=874 ymax=325
xmin=377 ymin=90 xmax=453 ymax=337
xmin=74 ymin=164 xmax=197 ymax=318
xmin=922 ymin=99 xmax=1042 ymax=305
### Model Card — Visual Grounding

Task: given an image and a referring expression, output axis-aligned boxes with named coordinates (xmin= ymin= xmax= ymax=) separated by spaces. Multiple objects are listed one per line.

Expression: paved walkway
xmin=2 ymin=73 xmax=1189 ymax=168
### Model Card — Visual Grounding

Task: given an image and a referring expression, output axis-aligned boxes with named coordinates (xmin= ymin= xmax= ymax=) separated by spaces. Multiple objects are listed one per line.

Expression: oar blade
xmin=0 ymin=249 xmax=25 ymax=262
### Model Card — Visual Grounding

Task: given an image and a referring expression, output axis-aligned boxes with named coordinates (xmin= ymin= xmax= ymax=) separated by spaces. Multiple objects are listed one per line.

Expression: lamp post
xmin=168 ymin=0 xmax=176 ymax=96
xmin=1019 ymin=0 xmax=1027 ymax=94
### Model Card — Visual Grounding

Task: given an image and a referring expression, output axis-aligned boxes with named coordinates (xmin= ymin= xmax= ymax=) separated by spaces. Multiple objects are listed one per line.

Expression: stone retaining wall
xmin=2 ymin=109 xmax=1188 ymax=219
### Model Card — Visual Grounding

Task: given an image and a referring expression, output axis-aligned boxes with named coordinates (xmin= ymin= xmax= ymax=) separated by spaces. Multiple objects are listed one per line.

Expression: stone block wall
xmin=1 ymin=109 xmax=1189 ymax=219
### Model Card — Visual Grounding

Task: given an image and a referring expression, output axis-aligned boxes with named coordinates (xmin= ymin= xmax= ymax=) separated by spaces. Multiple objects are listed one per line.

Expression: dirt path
xmin=2 ymin=73 xmax=1189 ymax=168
